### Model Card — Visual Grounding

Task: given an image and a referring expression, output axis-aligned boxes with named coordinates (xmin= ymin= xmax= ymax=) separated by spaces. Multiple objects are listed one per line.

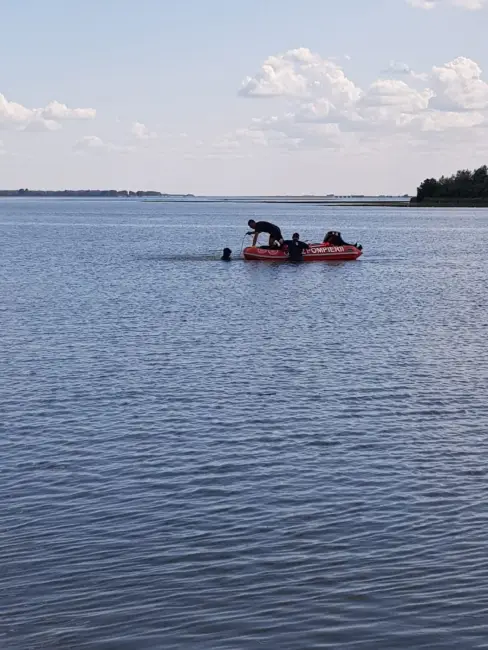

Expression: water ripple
xmin=2 ymin=200 xmax=488 ymax=649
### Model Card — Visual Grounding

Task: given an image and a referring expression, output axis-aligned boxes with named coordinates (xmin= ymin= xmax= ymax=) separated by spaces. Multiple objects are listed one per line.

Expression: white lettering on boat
xmin=308 ymin=246 xmax=345 ymax=254
xmin=251 ymin=245 xmax=353 ymax=256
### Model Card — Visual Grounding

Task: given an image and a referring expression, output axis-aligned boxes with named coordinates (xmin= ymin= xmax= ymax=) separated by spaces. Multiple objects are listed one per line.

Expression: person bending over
xmin=247 ymin=220 xmax=284 ymax=248
xmin=283 ymin=233 xmax=309 ymax=262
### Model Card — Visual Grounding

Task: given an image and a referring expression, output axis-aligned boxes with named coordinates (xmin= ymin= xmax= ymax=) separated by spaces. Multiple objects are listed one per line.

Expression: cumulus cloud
xmin=239 ymin=47 xmax=361 ymax=106
xmin=0 ymin=94 xmax=32 ymax=126
xmin=361 ymin=80 xmax=433 ymax=112
xmin=131 ymin=121 xmax=157 ymax=140
xmin=41 ymin=101 xmax=96 ymax=121
xmin=0 ymin=93 xmax=96 ymax=132
xmin=73 ymin=135 xmax=133 ymax=154
xmin=406 ymin=0 xmax=486 ymax=9
xmin=429 ymin=57 xmax=488 ymax=110
xmin=234 ymin=48 xmax=488 ymax=151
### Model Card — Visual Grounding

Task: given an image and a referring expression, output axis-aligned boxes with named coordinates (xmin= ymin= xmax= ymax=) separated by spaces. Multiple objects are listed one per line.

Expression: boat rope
xmin=239 ymin=233 xmax=250 ymax=257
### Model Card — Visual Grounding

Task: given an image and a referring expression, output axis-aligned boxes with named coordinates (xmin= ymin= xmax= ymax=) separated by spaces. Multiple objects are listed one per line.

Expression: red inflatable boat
xmin=243 ymin=242 xmax=363 ymax=262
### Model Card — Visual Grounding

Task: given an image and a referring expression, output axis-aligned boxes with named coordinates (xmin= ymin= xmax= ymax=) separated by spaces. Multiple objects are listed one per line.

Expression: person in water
xmin=283 ymin=232 xmax=309 ymax=262
xmin=221 ymin=247 xmax=232 ymax=261
xmin=247 ymin=220 xmax=284 ymax=248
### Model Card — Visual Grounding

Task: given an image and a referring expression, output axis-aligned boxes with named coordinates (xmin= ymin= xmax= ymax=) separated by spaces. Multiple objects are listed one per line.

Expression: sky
xmin=1 ymin=0 xmax=488 ymax=195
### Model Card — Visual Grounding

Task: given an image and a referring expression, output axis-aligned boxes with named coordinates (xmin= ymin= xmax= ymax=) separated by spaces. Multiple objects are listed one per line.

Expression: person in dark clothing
xmin=247 ymin=219 xmax=284 ymax=248
xmin=323 ymin=231 xmax=347 ymax=246
xmin=283 ymin=232 xmax=309 ymax=261
xmin=221 ymin=247 xmax=232 ymax=261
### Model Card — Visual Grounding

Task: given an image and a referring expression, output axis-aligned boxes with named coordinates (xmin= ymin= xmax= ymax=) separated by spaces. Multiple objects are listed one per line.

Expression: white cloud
xmin=361 ymin=80 xmax=433 ymax=112
xmin=239 ymin=114 xmax=347 ymax=151
xmin=73 ymin=135 xmax=106 ymax=151
xmin=41 ymin=101 xmax=96 ymax=121
xmin=22 ymin=118 xmax=61 ymax=132
xmin=414 ymin=110 xmax=486 ymax=131
xmin=0 ymin=93 xmax=96 ymax=132
xmin=239 ymin=47 xmax=361 ymax=105
xmin=73 ymin=135 xmax=133 ymax=154
xmin=131 ymin=121 xmax=157 ymax=140
xmin=0 ymin=94 xmax=32 ymax=126
xmin=407 ymin=0 xmax=437 ymax=7
xmin=406 ymin=0 xmax=486 ymax=9
xmin=236 ymin=49 xmax=488 ymax=150
xmin=429 ymin=57 xmax=488 ymax=110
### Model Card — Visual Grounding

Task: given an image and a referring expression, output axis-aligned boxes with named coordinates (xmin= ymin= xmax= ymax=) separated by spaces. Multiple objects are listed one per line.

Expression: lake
xmin=2 ymin=198 xmax=488 ymax=649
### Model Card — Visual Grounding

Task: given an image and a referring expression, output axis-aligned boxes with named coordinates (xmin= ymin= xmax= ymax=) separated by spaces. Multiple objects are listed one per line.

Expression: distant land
xmin=144 ymin=194 xmax=412 ymax=206
xmin=0 ymin=189 xmax=194 ymax=198
xmin=411 ymin=165 xmax=488 ymax=207
xmin=0 ymin=189 xmax=413 ymax=206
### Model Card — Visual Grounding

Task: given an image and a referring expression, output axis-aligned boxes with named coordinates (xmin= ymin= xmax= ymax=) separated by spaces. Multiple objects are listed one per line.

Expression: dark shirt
xmin=252 ymin=221 xmax=282 ymax=239
xmin=324 ymin=233 xmax=346 ymax=246
xmin=284 ymin=239 xmax=309 ymax=261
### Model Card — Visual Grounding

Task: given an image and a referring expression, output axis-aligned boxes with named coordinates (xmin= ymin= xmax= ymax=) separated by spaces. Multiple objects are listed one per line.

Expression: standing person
xmin=247 ymin=219 xmax=284 ymax=248
xmin=283 ymin=233 xmax=309 ymax=261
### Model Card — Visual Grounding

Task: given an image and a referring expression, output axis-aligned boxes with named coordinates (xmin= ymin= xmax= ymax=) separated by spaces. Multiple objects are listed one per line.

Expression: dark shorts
xmin=268 ymin=234 xmax=283 ymax=248
xmin=256 ymin=225 xmax=281 ymax=239
xmin=268 ymin=229 xmax=283 ymax=241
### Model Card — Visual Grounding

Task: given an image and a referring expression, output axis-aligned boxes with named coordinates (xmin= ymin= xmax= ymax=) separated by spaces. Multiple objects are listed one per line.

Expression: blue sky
xmin=1 ymin=0 xmax=488 ymax=194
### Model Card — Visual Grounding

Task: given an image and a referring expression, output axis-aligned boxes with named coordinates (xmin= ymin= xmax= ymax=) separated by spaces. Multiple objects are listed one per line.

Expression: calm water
xmin=2 ymin=198 xmax=488 ymax=650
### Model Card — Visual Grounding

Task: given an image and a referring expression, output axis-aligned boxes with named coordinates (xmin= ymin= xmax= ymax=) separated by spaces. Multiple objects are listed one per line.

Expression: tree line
xmin=415 ymin=166 xmax=488 ymax=202
xmin=0 ymin=189 xmax=195 ymax=198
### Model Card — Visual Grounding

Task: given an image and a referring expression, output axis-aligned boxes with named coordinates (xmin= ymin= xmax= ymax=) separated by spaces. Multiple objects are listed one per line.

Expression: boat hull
xmin=243 ymin=244 xmax=362 ymax=262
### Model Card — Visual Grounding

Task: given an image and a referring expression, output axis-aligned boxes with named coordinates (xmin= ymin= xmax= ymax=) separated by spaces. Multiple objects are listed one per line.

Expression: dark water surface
xmin=2 ymin=198 xmax=488 ymax=649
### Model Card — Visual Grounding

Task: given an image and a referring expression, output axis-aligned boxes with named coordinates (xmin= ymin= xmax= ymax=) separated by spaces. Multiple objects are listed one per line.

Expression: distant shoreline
xmin=0 ymin=190 xmax=194 ymax=199
xmin=12 ymin=192 xmax=488 ymax=207
xmin=144 ymin=198 xmax=411 ymax=207
xmin=3 ymin=191 xmax=488 ymax=207
xmin=0 ymin=197 xmax=410 ymax=207
xmin=0 ymin=190 xmax=409 ymax=205
xmin=410 ymin=198 xmax=488 ymax=208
